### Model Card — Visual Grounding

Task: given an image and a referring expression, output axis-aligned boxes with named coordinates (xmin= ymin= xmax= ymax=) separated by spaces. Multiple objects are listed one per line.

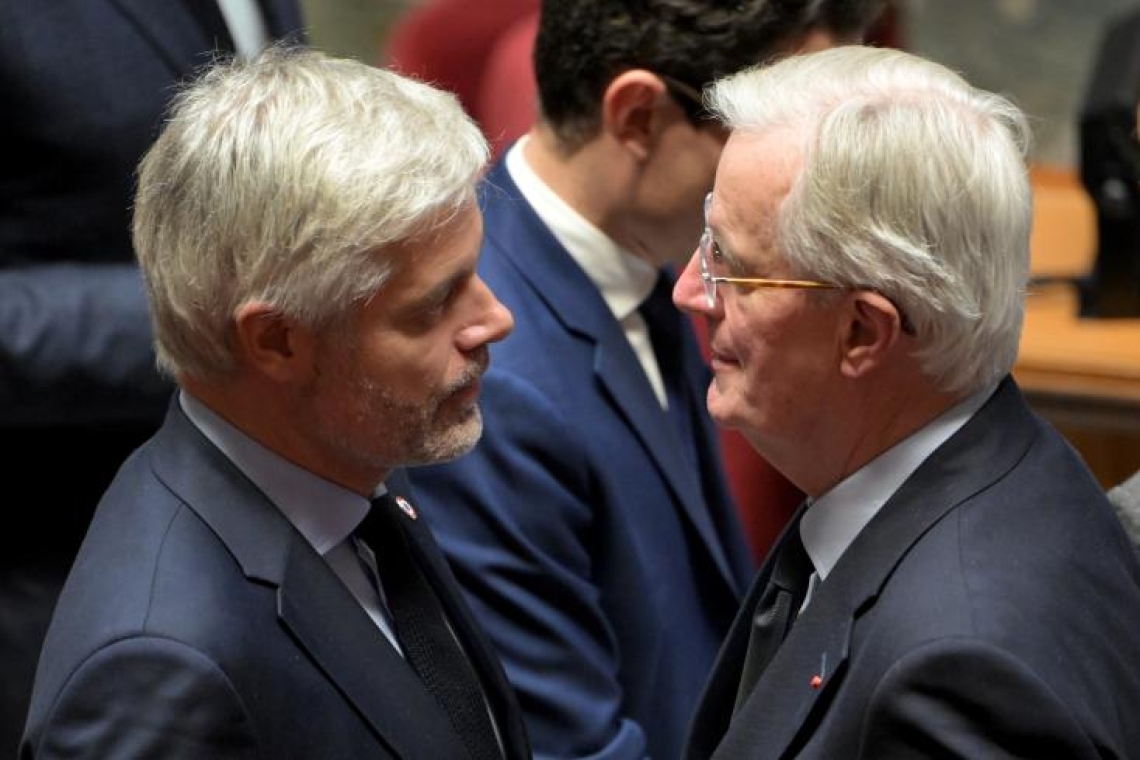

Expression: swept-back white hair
xmin=134 ymin=46 xmax=488 ymax=380
xmin=709 ymin=45 xmax=1032 ymax=395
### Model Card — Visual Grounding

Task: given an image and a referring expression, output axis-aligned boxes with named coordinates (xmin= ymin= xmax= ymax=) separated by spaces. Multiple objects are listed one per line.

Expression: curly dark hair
xmin=534 ymin=0 xmax=884 ymax=147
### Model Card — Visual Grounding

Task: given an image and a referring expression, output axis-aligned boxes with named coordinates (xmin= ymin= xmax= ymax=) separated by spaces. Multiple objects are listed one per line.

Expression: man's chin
xmin=706 ymin=390 xmax=750 ymax=436
xmin=408 ymin=407 xmax=484 ymax=467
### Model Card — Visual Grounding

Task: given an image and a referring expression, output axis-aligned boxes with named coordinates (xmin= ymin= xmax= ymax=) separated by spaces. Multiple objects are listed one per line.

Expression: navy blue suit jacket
xmin=686 ymin=378 xmax=1140 ymax=759
xmin=409 ymin=157 xmax=756 ymax=760
xmin=21 ymin=402 xmax=531 ymax=759
xmin=0 ymin=0 xmax=303 ymax=425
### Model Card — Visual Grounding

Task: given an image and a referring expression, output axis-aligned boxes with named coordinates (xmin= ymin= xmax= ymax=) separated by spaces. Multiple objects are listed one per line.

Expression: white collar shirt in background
xmin=505 ymin=137 xmax=668 ymax=407
xmin=216 ymin=0 xmax=270 ymax=59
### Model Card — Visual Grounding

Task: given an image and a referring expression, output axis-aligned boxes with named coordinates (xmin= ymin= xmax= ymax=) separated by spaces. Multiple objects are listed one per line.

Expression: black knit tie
xmin=357 ymin=494 xmax=502 ymax=760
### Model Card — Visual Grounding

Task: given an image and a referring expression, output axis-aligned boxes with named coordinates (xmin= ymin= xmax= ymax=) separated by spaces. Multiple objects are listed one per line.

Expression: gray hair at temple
xmin=133 ymin=46 xmax=489 ymax=381
xmin=709 ymin=45 xmax=1032 ymax=396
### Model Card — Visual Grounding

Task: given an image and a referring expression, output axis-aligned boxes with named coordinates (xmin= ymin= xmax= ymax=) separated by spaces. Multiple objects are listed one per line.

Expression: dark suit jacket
xmin=20 ymin=402 xmax=530 ymax=759
xmin=686 ymin=378 xmax=1140 ymax=759
xmin=409 ymin=157 xmax=756 ymax=760
xmin=0 ymin=5 xmax=306 ymax=751
xmin=0 ymin=0 xmax=304 ymax=426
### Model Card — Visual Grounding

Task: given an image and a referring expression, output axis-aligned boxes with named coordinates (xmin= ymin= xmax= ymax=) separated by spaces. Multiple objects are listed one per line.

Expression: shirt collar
xmin=179 ymin=391 xmax=376 ymax=556
xmin=799 ymin=382 xmax=998 ymax=579
xmin=505 ymin=137 xmax=658 ymax=318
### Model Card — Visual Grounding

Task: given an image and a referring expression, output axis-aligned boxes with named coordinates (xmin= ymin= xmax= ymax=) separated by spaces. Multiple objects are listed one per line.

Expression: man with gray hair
xmin=21 ymin=47 xmax=528 ymax=759
xmin=676 ymin=46 xmax=1140 ymax=758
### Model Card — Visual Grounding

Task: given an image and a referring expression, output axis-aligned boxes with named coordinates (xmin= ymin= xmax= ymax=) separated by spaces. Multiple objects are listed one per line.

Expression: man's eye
xmin=711 ymin=240 xmax=725 ymax=262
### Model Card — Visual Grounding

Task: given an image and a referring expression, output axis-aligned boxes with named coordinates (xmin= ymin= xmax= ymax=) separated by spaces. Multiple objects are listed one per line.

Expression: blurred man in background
xmin=408 ymin=2 xmax=884 ymax=758
xmin=0 ymin=2 xmax=303 ymax=749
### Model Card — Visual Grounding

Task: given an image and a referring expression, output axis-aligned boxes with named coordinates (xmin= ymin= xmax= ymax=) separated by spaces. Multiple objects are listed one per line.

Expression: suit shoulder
xmin=23 ymin=635 xmax=256 ymax=759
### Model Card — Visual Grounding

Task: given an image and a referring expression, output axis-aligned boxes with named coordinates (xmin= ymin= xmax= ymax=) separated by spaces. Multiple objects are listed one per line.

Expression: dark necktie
xmin=358 ymin=494 xmax=502 ymax=760
xmin=639 ymin=271 xmax=699 ymax=469
xmin=734 ymin=521 xmax=814 ymax=710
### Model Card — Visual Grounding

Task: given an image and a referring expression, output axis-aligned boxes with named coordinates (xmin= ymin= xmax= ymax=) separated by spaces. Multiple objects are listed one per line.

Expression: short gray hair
xmin=133 ymin=46 xmax=489 ymax=380
xmin=709 ymin=46 xmax=1032 ymax=395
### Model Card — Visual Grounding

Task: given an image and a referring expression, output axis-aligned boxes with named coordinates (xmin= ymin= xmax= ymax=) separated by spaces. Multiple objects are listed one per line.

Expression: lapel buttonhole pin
xmin=810 ymin=675 xmax=823 ymax=689
xmin=395 ymin=496 xmax=418 ymax=520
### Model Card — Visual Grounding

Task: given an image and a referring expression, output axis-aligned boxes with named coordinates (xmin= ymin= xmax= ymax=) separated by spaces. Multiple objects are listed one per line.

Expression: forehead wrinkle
xmin=716 ymin=129 xmax=802 ymax=271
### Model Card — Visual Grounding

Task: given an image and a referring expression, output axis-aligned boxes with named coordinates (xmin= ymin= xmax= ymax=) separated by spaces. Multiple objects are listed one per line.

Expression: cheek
xmin=369 ymin=332 xmax=456 ymax=399
xmin=716 ymin=303 xmax=805 ymax=410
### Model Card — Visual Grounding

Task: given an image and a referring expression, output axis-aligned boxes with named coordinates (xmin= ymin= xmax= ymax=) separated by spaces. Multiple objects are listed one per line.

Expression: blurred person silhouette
xmin=21 ymin=46 xmax=528 ymax=759
xmin=0 ymin=1 xmax=304 ymax=750
xmin=676 ymin=46 xmax=1140 ymax=759
xmin=406 ymin=2 xmax=884 ymax=758
xmin=1108 ymin=470 xmax=1140 ymax=547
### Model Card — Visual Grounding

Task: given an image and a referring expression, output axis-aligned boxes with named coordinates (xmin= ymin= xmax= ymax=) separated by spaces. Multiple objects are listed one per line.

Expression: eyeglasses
xmin=698 ymin=193 xmax=841 ymax=308
xmin=698 ymin=194 xmax=917 ymax=334
xmin=658 ymin=74 xmax=714 ymax=125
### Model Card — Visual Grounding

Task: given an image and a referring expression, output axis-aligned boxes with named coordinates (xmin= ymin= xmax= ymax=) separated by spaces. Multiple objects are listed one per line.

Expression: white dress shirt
xmin=505 ymin=138 xmax=669 ymax=408
xmin=216 ymin=0 xmax=271 ymax=60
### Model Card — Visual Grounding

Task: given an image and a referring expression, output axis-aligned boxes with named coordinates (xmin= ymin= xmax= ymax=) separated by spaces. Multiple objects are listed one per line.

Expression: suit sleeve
xmin=409 ymin=370 xmax=649 ymax=760
xmin=860 ymin=638 xmax=1101 ymax=759
xmin=0 ymin=264 xmax=172 ymax=426
xmin=26 ymin=636 xmax=257 ymax=759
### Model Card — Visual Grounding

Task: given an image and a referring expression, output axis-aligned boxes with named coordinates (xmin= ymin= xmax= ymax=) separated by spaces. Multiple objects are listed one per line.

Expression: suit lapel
xmin=277 ymin=544 xmax=468 ymax=759
xmin=711 ymin=378 xmax=1041 ymax=758
xmin=106 ymin=0 xmax=306 ymax=78
xmin=482 ymin=160 xmax=741 ymax=591
xmin=148 ymin=403 xmax=468 ymax=759
xmin=107 ymin=0 xmax=224 ymax=76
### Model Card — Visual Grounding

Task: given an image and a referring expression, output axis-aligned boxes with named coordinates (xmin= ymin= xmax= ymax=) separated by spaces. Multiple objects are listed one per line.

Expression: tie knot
xmin=772 ymin=525 xmax=814 ymax=600
xmin=356 ymin=494 xmax=401 ymax=554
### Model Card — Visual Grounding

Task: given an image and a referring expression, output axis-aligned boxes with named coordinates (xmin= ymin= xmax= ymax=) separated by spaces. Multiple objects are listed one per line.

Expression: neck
xmin=522 ymin=124 xmax=647 ymax=260
xmin=180 ymin=375 xmax=387 ymax=498
xmin=778 ymin=381 xmax=962 ymax=498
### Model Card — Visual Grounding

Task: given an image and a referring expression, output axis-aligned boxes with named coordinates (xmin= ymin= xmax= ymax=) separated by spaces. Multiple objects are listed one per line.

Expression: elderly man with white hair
xmin=677 ymin=45 xmax=1140 ymax=759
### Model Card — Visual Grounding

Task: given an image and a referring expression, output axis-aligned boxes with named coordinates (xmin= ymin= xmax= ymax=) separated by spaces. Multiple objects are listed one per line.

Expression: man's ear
xmin=839 ymin=291 xmax=908 ymax=379
xmin=600 ymin=69 xmax=671 ymax=161
xmin=233 ymin=301 xmax=315 ymax=383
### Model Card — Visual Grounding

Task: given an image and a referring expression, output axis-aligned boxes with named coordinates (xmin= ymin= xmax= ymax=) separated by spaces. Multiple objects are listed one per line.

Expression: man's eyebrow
xmin=710 ymin=225 xmax=747 ymax=272
xmin=411 ymin=265 xmax=471 ymax=310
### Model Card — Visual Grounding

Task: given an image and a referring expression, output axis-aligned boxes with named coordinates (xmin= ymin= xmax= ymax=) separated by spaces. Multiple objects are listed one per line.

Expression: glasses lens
xmin=700 ymin=195 xmax=716 ymax=307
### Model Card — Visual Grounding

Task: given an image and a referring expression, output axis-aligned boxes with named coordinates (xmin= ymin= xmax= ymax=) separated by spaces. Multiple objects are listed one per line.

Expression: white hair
xmin=133 ymin=46 xmax=489 ymax=380
xmin=709 ymin=45 xmax=1032 ymax=395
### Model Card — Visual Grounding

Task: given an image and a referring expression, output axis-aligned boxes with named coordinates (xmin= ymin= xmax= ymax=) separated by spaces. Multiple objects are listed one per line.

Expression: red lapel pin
xmin=810 ymin=652 xmax=828 ymax=689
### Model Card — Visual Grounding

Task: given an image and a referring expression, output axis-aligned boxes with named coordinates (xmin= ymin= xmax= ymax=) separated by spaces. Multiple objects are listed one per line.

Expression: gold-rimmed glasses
xmin=698 ymin=193 xmax=842 ymax=308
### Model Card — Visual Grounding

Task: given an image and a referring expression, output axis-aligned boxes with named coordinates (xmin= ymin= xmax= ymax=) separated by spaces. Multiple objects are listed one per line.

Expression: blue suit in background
xmin=0 ymin=1 xmax=304 ymax=750
xmin=409 ymin=157 xmax=756 ymax=760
